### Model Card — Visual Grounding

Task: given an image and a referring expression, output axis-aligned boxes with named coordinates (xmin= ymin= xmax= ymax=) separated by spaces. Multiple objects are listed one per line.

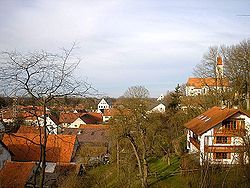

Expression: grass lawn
xmin=148 ymin=156 xmax=187 ymax=188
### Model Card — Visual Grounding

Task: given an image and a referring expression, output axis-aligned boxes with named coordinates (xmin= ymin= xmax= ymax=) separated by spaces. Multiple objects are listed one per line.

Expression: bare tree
xmin=123 ymin=85 xmax=150 ymax=98
xmin=193 ymin=39 xmax=250 ymax=110
xmin=223 ymin=39 xmax=250 ymax=110
xmin=0 ymin=43 xmax=92 ymax=187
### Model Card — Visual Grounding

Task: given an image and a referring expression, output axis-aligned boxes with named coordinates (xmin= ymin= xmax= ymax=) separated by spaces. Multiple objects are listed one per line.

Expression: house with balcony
xmin=184 ymin=106 xmax=250 ymax=165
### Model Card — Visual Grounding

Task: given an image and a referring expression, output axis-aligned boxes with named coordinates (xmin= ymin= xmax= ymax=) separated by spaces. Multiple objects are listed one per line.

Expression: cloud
xmin=0 ymin=0 xmax=249 ymax=97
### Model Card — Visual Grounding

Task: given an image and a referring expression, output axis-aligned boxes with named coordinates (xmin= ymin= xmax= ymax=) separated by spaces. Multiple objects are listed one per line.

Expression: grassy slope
xmin=88 ymin=156 xmax=186 ymax=188
xmin=148 ymin=156 xmax=186 ymax=188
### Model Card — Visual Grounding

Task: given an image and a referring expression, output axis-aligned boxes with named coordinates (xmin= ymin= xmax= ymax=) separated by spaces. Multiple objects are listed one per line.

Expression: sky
xmin=0 ymin=0 xmax=249 ymax=97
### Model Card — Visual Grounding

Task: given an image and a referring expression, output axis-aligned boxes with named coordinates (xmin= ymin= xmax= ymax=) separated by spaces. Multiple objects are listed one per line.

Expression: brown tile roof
xmin=59 ymin=112 xmax=83 ymax=124
xmin=17 ymin=125 xmax=44 ymax=134
xmin=2 ymin=133 xmax=77 ymax=163
xmin=186 ymin=77 xmax=229 ymax=89
xmin=80 ymin=114 xmax=101 ymax=124
xmin=0 ymin=161 xmax=36 ymax=188
xmin=1 ymin=109 xmax=44 ymax=121
xmin=63 ymin=125 xmax=109 ymax=144
xmin=49 ymin=115 xmax=60 ymax=125
xmin=184 ymin=106 xmax=249 ymax=135
xmin=87 ymin=112 xmax=103 ymax=123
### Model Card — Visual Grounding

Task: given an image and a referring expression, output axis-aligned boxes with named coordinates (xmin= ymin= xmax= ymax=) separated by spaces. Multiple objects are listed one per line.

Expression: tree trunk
xmin=39 ymin=102 xmax=48 ymax=188
xmin=142 ymin=156 xmax=148 ymax=188
xmin=39 ymin=144 xmax=46 ymax=187
xmin=116 ymin=140 xmax=120 ymax=184
xmin=141 ymin=132 xmax=148 ymax=188
xmin=127 ymin=136 xmax=146 ymax=188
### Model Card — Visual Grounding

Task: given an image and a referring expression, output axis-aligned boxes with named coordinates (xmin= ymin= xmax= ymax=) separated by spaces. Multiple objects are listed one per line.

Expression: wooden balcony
xmin=214 ymin=128 xmax=246 ymax=137
xmin=204 ymin=145 xmax=244 ymax=153
xmin=190 ymin=137 xmax=200 ymax=150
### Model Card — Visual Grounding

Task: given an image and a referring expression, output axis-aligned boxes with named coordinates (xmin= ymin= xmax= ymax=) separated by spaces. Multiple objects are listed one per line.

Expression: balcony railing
xmin=214 ymin=128 xmax=246 ymax=136
xmin=204 ymin=145 xmax=244 ymax=153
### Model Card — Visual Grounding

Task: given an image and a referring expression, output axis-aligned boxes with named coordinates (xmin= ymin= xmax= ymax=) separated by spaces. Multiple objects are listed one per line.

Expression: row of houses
xmin=0 ymin=122 xmax=110 ymax=187
xmin=0 ymin=99 xmax=113 ymax=187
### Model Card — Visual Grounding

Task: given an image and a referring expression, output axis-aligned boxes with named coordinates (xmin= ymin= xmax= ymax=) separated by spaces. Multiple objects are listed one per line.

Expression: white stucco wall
xmin=98 ymin=99 xmax=110 ymax=112
xmin=36 ymin=116 xmax=59 ymax=134
xmin=151 ymin=104 xmax=166 ymax=113
xmin=68 ymin=117 xmax=86 ymax=128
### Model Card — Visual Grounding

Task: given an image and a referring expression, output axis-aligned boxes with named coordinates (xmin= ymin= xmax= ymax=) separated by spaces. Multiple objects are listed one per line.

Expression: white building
xmin=34 ymin=115 xmax=60 ymax=134
xmin=98 ymin=99 xmax=112 ymax=113
xmin=149 ymin=103 xmax=166 ymax=113
xmin=185 ymin=106 xmax=250 ymax=165
xmin=157 ymin=94 xmax=165 ymax=101
xmin=185 ymin=77 xmax=229 ymax=96
xmin=185 ymin=56 xmax=229 ymax=96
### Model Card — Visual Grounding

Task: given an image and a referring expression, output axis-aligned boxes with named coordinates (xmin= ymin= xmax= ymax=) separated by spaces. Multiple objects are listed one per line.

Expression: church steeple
xmin=216 ymin=56 xmax=223 ymax=78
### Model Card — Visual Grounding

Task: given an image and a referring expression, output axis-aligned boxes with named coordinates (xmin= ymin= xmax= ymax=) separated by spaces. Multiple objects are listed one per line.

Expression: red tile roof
xmin=0 ymin=161 xmax=36 ymax=188
xmin=17 ymin=125 xmax=44 ymax=134
xmin=1 ymin=109 xmax=44 ymax=121
xmin=59 ymin=112 xmax=83 ymax=124
xmin=2 ymin=133 xmax=77 ymax=163
xmin=87 ymin=112 xmax=103 ymax=123
xmin=184 ymin=106 xmax=249 ymax=135
xmin=186 ymin=77 xmax=229 ymax=89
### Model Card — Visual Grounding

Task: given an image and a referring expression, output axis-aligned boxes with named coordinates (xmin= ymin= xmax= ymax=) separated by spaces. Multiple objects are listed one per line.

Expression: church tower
xmin=216 ymin=56 xmax=223 ymax=78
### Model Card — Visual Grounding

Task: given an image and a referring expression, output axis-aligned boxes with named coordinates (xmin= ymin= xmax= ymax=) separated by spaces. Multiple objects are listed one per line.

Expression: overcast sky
xmin=0 ymin=0 xmax=249 ymax=97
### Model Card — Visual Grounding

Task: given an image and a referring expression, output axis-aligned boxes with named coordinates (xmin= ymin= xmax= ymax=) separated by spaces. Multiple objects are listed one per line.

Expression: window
xmin=215 ymin=136 xmax=230 ymax=144
xmin=223 ymin=120 xmax=238 ymax=130
xmin=215 ymin=152 xmax=230 ymax=159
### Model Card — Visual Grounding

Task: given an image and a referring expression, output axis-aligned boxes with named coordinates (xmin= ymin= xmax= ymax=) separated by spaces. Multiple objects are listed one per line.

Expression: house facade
xmin=157 ymin=94 xmax=164 ymax=101
xmin=33 ymin=115 xmax=60 ymax=134
xmin=185 ymin=106 xmax=250 ymax=165
xmin=98 ymin=99 xmax=112 ymax=113
xmin=150 ymin=103 xmax=166 ymax=113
